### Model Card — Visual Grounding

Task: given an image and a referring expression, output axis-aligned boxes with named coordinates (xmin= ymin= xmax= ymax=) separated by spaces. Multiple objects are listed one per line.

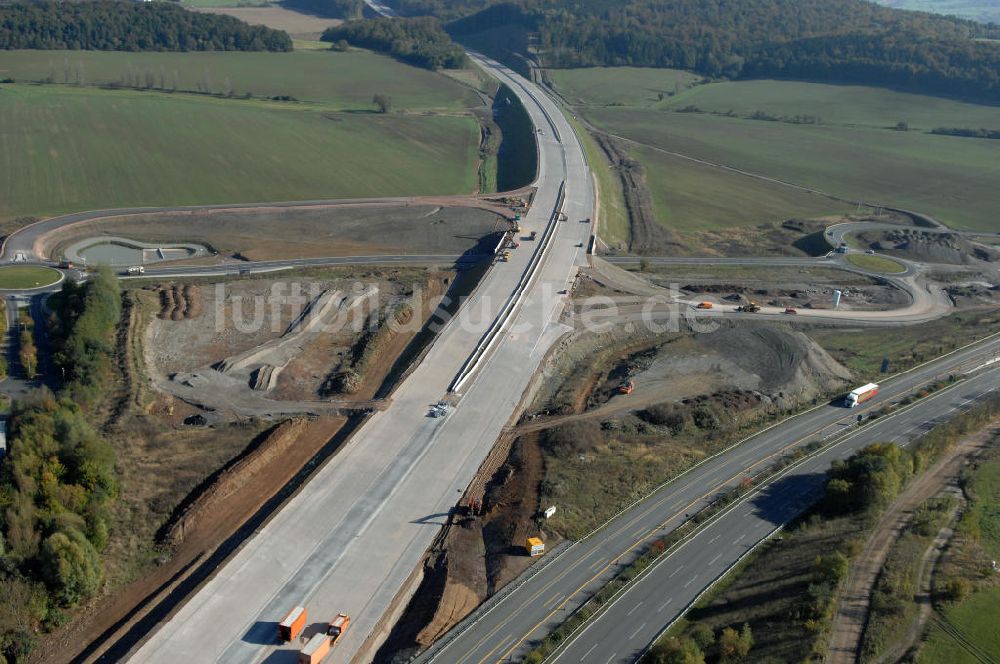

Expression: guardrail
xmin=450 ymin=182 xmax=566 ymax=393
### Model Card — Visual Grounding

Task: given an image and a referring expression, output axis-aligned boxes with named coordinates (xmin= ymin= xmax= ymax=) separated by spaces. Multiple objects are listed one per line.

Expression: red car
xmin=784 ymin=308 xmax=798 ymax=314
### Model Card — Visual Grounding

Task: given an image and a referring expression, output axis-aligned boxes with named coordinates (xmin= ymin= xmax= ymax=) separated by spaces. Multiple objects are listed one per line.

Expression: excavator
xmin=735 ymin=299 xmax=761 ymax=313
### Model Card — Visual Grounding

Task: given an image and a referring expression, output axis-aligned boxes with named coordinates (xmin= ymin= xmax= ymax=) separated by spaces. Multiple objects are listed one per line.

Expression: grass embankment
xmin=920 ymin=443 xmax=1000 ymax=663
xmin=809 ymin=309 xmax=1000 ymax=379
xmin=550 ymin=68 xmax=1000 ymax=232
xmin=845 ymin=253 xmax=907 ymax=273
xmin=567 ymin=114 xmax=629 ymax=247
xmin=0 ymin=49 xmax=482 ymax=226
xmin=0 ymin=265 xmax=62 ymax=289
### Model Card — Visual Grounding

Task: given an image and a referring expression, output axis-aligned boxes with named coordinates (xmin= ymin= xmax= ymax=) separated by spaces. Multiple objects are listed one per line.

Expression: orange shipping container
xmin=299 ymin=633 xmax=331 ymax=664
xmin=279 ymin=606 xmax=307 ymax=642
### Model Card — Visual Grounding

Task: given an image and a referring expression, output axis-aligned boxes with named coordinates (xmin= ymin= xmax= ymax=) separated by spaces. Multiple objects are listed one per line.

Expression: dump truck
xmin=501 ymin=250 xmax=511 ymax=262
xmin=736 ymin=301 xmax=760 ymax=313
xmin=299 ymin=633 xmax=331 ymax=664
xmin=278 ymin=606 xmax=307 ymax=642
xmin=527 ymin=537 xmax=545 ymax=556
xmin=845 ymin=383 xmax=879 ymax=408
xmin=696 ymin=301 xmax=713 ymax=309
xmin=327 ymin=614 xmax=350 ymax=644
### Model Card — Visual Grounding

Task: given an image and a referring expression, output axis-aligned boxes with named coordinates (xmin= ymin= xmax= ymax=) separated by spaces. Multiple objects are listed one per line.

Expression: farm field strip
xmin=0 ymin=82 xmax=480 ymax=223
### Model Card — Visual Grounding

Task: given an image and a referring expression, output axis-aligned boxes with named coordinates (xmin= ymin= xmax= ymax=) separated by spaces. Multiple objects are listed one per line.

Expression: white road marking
xmin=707 ymin=535 xmax=720 ymax=545
xmin=668 ymin=565 xmax=684 ymax=578
xmin=625 ymin=601 xmax=643 ymax=617
xmin=657 ymin=598 xmax=673 ymax=613
xmin=733 ymin=533 xmax=746 ymax=544
xmin=629 ymin=623 xmax=647 ymax=640
xmin=683 ymin=575 xmax=697 ymax=589
xmin=709 ymin=553 xmax=722 ymax=565
xmin=581 ymin=643 xmax=598 ymax=660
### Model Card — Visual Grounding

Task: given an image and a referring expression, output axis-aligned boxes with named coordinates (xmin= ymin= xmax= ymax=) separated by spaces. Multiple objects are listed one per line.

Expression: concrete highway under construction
xmin=129 ymin=52 xmax=596 ymax=664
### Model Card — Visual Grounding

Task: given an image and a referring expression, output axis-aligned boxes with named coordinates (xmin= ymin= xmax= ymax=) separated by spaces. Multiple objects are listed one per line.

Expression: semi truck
xmin=126 ymin=265 xmax=145 ymax=275
xmin=845 ymin=383 xmax=879 ymax=408
xmin=278 ymin=606 xmax=307 ymax=642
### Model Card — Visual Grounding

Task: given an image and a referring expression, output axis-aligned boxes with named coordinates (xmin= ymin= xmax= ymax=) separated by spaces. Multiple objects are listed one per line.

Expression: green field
xmin=845 ymin=253 xmax=907 ymax=273
xmin=548 ymin=67 xmax=702 ymax=107
xmin=0 ymin=49 xmax=479 ymax=111
xmin=552 ymin=69 xmax=1000 ymax=232
xmin=0 ymin=85 xmax=479 ymax=223
xmin=0 ymin=266 xmax=62 ymax=290
xmin=962 ymin=457 xmax=1000 ymax=557
xmin=634 ymin=145 xmax=846 ymax=232
xmin=0 ymin=49 xmax=484 ymax=225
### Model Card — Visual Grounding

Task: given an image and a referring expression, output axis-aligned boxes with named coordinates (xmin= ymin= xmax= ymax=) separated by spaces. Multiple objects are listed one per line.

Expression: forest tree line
xmin=437 ymin=0 xmax=1000 ymax=104
xmin=0 ymin=269 xmax=122 ymax=662
xmin=322 ymin=17 xmax=467 ymax=69
xmin=0 ymin=1 xmax=292 ymax=51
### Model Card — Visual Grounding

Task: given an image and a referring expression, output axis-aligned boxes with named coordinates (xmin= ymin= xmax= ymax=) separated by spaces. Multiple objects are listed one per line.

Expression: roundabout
xmin=0 ymin=265 xmax=63 ymax=291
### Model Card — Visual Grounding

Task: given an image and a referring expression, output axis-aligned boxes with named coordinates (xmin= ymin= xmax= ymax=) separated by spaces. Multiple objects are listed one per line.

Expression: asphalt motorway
xmin=415 ymin=334 xmax=1000 ymax=664
xmin=554 ymin=365 xmax=999 ymax=664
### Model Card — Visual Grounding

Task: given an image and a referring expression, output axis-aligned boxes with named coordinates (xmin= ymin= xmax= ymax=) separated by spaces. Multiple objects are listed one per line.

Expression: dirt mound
xmin=157 ymin=283 xmax=202 ymax=320
xmin=699 ymin=323 xmax=851 ymax=401
xmin=861 ymin=229 xmax=999 ymax=265
xmin=161 ymin=418 xmax=309 ymax=546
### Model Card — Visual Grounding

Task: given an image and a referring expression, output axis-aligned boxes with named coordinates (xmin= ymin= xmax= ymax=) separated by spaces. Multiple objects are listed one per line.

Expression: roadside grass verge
xmin=808 ymin=310 xmax=1000 ymax=380
xmin=845 ymin=253 xmax=907 ymax=274
xmin=566 ymin=115 xmax=629 ymax=248
xmin=0 ymin=84 xmax=480 ymax=225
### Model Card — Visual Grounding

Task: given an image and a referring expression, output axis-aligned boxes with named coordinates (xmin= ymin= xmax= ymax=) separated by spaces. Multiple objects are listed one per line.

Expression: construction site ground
xmin=31 ymin=264 xmax=467 ymax=663
xmin=590 ymin=263 xmax=910 ymax=312
xmin=39 ymin=200 xmax=510 ymax=262
xmin=141 ymin=268 xmax=451 ymax=418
